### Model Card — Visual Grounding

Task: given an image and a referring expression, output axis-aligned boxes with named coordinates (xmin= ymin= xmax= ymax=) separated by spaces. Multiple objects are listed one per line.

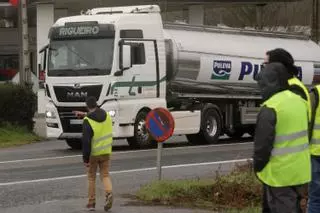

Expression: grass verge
xmin=0 ymin=123 xmax=42 ymax=148
xmin=136 ymin=163 xmax=262 ymax=212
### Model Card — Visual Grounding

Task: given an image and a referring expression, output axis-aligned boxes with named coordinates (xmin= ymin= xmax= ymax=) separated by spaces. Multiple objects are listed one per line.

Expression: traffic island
xmin=0 ymin=123 xmax=42 ymax=148
xmin=135 ymin=163 xmax=262 ymax=213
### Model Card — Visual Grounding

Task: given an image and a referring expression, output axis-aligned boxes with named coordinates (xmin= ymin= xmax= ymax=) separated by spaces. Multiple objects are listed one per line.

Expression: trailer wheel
xmin=186 ymin=106 xmax=222 ymax=145
xmin=127 ymin=110 xmax=156 ymax=149
xmin=66 ymin=139 xmax=82 ymax=150
xmin=201 ymin=108 xmax=222 ymax=144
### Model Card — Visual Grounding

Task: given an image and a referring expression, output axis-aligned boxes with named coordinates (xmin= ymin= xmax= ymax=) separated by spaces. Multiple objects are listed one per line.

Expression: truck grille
xmin=57 ymin=107 xmax=87 ymax=133
xmin=53 ymin=85 xmax=102 ymax=103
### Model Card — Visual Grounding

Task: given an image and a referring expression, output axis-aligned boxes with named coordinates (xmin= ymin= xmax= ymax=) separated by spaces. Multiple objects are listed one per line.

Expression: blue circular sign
xmin=145 ymin=108 xmax=175 ymax=143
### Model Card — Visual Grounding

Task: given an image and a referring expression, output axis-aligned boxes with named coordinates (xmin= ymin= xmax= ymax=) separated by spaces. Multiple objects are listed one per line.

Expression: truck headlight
xmin=45 ymin=110 xmax=56 ymax=119
xmin=108 ymin=110 xmax=116 ymax=117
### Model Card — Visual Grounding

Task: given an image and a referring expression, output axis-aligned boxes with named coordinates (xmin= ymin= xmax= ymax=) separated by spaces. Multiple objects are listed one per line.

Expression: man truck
xmin=40 ymin=5 xmax=320 ymax=149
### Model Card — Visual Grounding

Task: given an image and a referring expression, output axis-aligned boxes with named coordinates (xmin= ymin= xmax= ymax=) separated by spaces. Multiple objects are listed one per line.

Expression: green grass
xmin=136 ymin=163 xmax=262 ymax=212
xmin=0 ymin=123 xmax=42 ymax=148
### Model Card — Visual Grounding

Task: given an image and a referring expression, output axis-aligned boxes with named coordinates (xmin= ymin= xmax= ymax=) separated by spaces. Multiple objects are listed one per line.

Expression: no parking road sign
xmin=145 ymin=107 xmax=175 ymax=180
xmin=145 ymin=107 xmax=175 ymax=143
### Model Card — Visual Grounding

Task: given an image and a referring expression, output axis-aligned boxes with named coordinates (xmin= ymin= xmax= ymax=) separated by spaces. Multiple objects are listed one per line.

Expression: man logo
xmin=211 ymin=60 xmax=232 ymax=80
xmin=66 ymin=91 xmax=88 ymax=99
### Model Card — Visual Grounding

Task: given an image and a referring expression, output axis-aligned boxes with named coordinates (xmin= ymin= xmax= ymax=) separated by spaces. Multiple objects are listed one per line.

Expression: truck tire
xmin=186 ymin=106 xmax=222 ymax=145
xmin=201 ymin=107 xmax=222 ymax=144
xmin=127 ymin=110 xmax=156 ymax=149
xmin=66 ymin=139 xmax=82 ymax=150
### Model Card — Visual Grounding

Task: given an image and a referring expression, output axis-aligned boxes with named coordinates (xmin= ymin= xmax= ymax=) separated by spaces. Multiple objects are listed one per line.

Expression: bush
xmin=136 ymin=162 xmax=262 ymax=211
xmin=0 ymin=83 xmax=37 ymax=131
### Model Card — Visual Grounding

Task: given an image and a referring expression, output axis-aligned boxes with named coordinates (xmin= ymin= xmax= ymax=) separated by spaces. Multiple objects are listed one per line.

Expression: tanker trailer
xmin=162 ymin=23 xmax=320 ymax=144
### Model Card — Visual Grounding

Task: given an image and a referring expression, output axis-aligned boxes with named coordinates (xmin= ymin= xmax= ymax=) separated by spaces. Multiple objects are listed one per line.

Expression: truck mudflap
xmin=171 ymin=110 xmax=201 ymax=135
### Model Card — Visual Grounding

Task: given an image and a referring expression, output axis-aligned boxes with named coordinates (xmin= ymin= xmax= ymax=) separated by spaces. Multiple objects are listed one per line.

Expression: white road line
xmin=0 ymin=158 xmax=252 ymax=186
xmin=0 ymin=142 xmax=253 ymax=165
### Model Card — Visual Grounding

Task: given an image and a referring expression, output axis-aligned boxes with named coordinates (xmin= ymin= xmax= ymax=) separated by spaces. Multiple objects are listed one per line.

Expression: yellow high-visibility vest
xmin=84 ymin=113 xmax=113 ymax=156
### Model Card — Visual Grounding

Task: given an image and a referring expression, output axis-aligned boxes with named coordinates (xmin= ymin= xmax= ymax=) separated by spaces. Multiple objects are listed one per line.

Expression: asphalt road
xmin=0 ymin=137 xmax=254 ymax=213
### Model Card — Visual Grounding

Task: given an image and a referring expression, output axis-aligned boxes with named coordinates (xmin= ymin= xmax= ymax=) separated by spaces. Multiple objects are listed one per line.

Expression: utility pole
xmin=18 ymin=0 xmax=30 ymax=85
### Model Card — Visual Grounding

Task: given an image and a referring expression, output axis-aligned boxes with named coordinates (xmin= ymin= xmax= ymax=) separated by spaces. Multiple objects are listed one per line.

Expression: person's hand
xmin=84 ymin=162 xmax=90 ymax=173
xmin=73 ymin=111 xmax=86 ymax=118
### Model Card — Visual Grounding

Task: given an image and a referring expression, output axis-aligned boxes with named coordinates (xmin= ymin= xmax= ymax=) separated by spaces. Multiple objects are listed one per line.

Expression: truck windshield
xmin=48 ymin=38 xmax=114 ymax=76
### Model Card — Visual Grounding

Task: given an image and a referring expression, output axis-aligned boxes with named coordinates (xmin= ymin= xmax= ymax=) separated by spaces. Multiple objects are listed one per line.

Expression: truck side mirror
xmin=115 ymin=44 xmax=132 ymax=76
xmin=121 ymin=44 xmax=131 ymax=70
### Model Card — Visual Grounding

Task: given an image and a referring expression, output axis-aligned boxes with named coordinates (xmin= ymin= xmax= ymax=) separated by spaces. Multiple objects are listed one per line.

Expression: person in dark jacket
xmin=74 ymin=97 xmax=113 ymax=211
xmin=261 ymin=48 xmax=310 ymax=213
xmin=307 ymin=87 xmax=320 ymax=213
xmin=254 ymin=62 xmax=292 ymax=173
xmin=254 ymin=62 xmax=310 ymax=213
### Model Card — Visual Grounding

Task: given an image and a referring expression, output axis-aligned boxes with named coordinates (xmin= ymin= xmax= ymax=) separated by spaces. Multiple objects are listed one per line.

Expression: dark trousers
xmin=308 ymin=156 xmax=320 ymax=213
xmin=262 ymin=184 xmax=271 ymax=213
xmin=262 ymin=184 xmax=304 ymax=213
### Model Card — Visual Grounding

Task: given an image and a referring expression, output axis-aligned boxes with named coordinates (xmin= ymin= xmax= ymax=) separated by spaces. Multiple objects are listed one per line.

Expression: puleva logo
xmin=211 ymin=60 xmax=232 ymax=80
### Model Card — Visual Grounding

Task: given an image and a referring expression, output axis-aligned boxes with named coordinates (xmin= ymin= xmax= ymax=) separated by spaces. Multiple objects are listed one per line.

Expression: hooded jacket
xmin=253 ymin=62 xmax=292 ymax=172
xmin=82 ymin=108 xmax=107 ymax=163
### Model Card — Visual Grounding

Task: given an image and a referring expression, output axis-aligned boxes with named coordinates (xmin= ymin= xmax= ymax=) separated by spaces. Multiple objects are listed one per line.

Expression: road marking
xmin=0 ymin=158 xmax=252 ymax=187
xmin=0 ymin=142 xmax=253 ymax=165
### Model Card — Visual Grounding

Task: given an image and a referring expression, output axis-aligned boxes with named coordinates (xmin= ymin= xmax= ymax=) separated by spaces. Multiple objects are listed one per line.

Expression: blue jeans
xmin=308 ymin=156 xmax=320 ymax=213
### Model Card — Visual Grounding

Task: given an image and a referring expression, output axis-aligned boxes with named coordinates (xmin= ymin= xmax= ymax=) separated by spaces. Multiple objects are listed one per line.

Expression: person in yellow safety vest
xmin=261 ymin=48 xmax=312 ymax=213
xmin=254 ymin=62 xmax=311 ymax=213
xmin=74 ymin=96 xmax=113 ymax=212
xmin=307 ymin=85 xmax=320 ymax=213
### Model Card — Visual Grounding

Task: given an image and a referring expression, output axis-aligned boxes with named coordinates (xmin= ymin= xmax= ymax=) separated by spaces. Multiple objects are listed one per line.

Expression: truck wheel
xmin=66 ymin=139 xmax=82 ymax=150
xmin=127 ymin=110 xmax=156 ymax=149
xmin=201 ymin=108 xmax=222 ymax=144
xmin=186 ymin=106 xmax=222 ymax=145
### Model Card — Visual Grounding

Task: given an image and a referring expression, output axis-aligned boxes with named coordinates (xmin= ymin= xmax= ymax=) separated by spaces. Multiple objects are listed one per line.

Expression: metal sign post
xmin=156 ymin=142 xmax=163 ymax=181
xmin=145 ymin=108 xmax=175 ymax=181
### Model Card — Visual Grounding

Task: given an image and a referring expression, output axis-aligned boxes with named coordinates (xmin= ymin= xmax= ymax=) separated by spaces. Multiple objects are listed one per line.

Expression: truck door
xmin=113 ymin=39 xmax=158 ymax=99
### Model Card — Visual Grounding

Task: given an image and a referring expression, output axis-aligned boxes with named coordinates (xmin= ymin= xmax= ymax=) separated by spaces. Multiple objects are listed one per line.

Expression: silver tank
xmin=162 ymin=23 xmax=319 ymax=98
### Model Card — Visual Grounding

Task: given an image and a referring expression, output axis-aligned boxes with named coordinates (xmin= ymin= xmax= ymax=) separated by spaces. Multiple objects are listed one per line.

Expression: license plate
xmin=70 ymin=119 xmax=83 ymax=125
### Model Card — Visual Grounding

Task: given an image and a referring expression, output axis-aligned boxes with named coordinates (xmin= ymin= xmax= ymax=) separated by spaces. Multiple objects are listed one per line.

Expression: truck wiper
xmin=74 ymin=68 xmax=107 ymax=75
xmin=50 ymin=69 xmax=78 ymax=76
